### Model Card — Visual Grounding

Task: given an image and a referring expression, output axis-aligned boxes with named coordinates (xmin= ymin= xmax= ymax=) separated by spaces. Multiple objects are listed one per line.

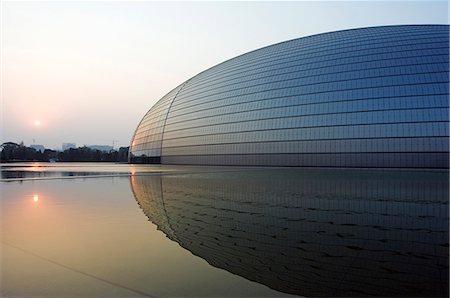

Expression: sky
xmin=1 ymin=1 xmax=448 ymax=150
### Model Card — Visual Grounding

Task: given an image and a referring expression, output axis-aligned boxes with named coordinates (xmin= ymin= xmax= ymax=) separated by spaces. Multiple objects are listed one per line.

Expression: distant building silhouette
xmin=88 ymin=145 xmax=113 ymax=152
xmin=30 ymin=144 xmax=45 ymax=153
xmin=62 ymin=143 xmax=76 ymax=150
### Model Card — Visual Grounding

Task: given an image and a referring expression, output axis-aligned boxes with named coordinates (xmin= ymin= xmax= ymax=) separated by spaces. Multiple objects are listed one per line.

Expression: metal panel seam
xmin=160 ymin=80 xmax=192 ymax=157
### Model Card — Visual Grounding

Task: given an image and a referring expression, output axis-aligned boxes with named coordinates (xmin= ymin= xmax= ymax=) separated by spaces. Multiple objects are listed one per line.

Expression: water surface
xmin=1 ymin=163 xmax=448 ymax=297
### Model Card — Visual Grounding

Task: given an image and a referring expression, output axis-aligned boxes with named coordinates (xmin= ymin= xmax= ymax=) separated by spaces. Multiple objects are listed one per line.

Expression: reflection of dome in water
xmin=129 ymin=25 xmax=449 ymax=168
xmin=130 ymin=169 xmax=449 ymax=297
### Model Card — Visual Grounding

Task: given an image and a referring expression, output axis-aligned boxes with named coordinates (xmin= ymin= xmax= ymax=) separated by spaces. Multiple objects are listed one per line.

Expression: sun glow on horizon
xmin=33 ymin=194 xmax=39 ymax=202
xmin=34 ymin=120 xmax=41 ymax=126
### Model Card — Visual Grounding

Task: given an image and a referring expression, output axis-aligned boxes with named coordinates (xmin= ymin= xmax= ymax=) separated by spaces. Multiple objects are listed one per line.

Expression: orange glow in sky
xmin=33 ymin=194 xmax=39 ymax=202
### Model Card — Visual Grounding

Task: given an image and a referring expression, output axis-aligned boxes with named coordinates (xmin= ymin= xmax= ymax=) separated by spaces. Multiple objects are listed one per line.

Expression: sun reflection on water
xmin=29 ymin=162 xmax=44 ymax=172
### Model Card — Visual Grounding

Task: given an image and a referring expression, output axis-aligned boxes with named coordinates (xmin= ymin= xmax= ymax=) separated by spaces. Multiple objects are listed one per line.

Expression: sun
xmin=34 ymin=120 xmax=41 ymax=126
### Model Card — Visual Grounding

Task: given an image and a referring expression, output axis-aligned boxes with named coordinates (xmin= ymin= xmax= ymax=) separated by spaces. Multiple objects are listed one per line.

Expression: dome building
xmin=129 ymin=25 xmax=449 ymax=168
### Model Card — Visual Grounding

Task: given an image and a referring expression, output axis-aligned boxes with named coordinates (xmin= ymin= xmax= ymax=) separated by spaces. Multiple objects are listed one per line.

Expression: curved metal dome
xmin=129 ymin=25 xmax=449 ymax=168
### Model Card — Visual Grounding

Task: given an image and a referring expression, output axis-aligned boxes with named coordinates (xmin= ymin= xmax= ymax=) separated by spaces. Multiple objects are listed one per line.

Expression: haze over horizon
xmin=2 ymin=1 xmax=448 ymax=150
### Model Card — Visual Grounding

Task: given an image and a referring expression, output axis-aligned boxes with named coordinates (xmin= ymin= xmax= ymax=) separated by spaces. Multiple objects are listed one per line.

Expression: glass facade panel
xmin=129 ymin=25 xmax=449 ymax=168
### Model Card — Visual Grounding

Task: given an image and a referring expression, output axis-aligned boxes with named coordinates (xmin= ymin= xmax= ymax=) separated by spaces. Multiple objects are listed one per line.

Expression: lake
xmin=1 ymin=163 xmax=448 ymax=297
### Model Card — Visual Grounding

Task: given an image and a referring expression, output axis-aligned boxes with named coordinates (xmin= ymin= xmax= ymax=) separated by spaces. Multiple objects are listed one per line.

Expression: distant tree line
xmin=1 ymin=142 xmax=129 ymax=163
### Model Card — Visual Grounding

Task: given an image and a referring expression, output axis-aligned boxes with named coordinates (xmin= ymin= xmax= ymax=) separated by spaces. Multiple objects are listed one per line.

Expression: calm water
xmin=1 ymin=163 xmax=448 ymax=297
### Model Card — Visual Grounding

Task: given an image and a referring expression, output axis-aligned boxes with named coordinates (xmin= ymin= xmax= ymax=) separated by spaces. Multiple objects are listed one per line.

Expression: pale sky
xmin=1 ymin=1 xmax=448 ymax=149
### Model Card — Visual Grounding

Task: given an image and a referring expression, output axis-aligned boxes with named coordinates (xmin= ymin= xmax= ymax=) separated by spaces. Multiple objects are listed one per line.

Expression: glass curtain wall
xmin=129 ymin=25 xmax=449 ymax=168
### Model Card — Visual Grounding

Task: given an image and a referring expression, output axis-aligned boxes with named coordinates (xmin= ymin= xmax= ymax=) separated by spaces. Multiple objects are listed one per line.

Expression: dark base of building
xmin=129 ymin=156 xmax=161 ymax=164
xmin=129 ymin=152 xmax=449 ymax=168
